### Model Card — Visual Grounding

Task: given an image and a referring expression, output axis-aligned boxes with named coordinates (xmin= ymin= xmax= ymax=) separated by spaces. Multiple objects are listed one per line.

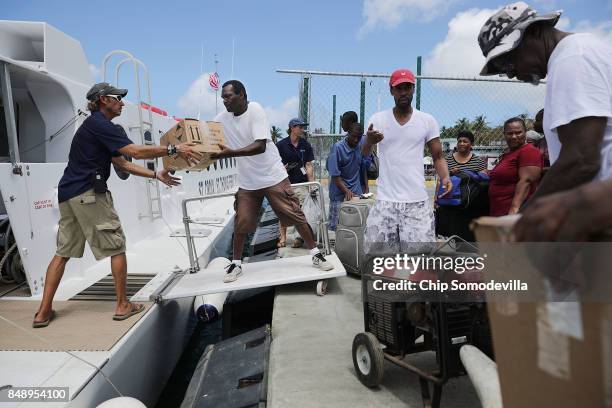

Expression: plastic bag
xmin=301 ymin=193 xmax=321 ymax=235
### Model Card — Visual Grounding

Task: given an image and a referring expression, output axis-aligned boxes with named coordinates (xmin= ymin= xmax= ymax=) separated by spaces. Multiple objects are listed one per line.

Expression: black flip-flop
xmin=113 ymin=303 xmax=144 ymax=321
xmin=32 ymin=310 xmax=55 ymax=328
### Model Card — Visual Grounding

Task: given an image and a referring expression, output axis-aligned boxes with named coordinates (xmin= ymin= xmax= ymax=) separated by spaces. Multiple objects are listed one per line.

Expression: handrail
xmin=182 ymin=191 xmax=237 ymax=272
xmin=181 ymin=181 xmax=332 ymax=272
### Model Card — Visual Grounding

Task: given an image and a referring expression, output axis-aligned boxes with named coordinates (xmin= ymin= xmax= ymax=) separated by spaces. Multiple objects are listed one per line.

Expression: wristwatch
xmin=167 ymin=144 xmax=177 ymax=157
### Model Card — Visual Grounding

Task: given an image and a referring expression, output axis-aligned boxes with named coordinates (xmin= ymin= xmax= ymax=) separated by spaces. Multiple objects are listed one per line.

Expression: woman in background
xmin=488 ymin=117 xmax=542 ymax=216
xmin=435 ymin=130 xmax=487 ymax=241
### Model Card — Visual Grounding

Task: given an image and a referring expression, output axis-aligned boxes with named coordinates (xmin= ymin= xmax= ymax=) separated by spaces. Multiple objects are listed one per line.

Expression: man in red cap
xmin=362 ymin=69 xmax=451 ymax=254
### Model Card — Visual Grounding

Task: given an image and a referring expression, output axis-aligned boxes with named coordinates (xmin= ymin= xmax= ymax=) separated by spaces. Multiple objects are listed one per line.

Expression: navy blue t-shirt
xmin=275 ymin=137 xmax=315 ymax=184
xmin=58 ymin=111 xmax=133 ymax=202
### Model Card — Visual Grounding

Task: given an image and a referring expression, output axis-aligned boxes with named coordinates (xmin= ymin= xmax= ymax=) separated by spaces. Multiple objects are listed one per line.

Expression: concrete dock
xmin=267 ymin=265 xmax=481 ymax=407
xmin=267 ymin=183 xmax=481 ymax=407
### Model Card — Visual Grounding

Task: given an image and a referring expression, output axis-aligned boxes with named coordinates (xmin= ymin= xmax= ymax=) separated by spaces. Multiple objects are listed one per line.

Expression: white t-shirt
xmin=215 ymin=102 xmax=287 ymax=190
xmin=366 ymin=108 xmax=440 ymax=202
xmin=544 ymin=33 xmax=612 ymax=180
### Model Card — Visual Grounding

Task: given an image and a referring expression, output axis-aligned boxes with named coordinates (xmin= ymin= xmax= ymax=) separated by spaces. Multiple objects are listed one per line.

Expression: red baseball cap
xmin=389 ymin=69 xmax=416 ymax=87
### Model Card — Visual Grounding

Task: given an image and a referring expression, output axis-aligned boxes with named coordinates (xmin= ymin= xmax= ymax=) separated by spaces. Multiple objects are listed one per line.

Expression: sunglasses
xmin=104 ymin=94 xmax=123 ymax=102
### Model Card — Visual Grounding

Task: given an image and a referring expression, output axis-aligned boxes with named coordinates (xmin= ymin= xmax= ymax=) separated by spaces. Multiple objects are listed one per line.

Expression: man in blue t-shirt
xmin=275 ymin=118 xmax=315 ymax=247
xmin=326 ymin=122 xmax=369 ymax=231
xmin=33 ymin=82 xmax=202 ymax=328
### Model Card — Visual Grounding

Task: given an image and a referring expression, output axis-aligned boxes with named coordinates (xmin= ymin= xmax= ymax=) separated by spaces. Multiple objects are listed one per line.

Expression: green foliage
xmin=439 ymin=114 xmax=537 ymax=146
xmin=270 ymin=126 xmax=282 ymax=143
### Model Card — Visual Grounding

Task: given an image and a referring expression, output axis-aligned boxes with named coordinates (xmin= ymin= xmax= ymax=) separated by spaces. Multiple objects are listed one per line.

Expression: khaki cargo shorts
xmin=56 ymin=189 xmax=126 ymax=261
xmin=234 ymin=178 xmax=308 ymax=234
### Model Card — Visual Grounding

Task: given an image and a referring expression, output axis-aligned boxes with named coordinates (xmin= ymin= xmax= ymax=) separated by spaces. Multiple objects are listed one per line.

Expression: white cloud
xmin=178 ymin=73 xmax=221 ymax=120
xmin=178 ymin=77 xmax=298 ymax=132
xmin=423 ymin=7 xmax=496 ymax=77
xmin=89 ymin=64 xmax=101 ymax=81
xmin=422 ymin=7 xmax=546 ymax=119
xmin=264 ymin=96 xmax=299 ymax=130
xmin=421 ymin=9 xmax=612 ymax=122
xmin=570 ymin=19 xmax=612 ymax=43
xmin=556 ymin=17 xmax=571 ymax=31
xmin=358 ymin=0 xmax=456 ymax=37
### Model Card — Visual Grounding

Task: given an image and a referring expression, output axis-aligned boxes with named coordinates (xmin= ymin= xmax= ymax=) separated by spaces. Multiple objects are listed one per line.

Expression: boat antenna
xmin=197 ymin=42 xmax=204 ymax=121
xmin=214 ymin=54 xmax=219 ymax=115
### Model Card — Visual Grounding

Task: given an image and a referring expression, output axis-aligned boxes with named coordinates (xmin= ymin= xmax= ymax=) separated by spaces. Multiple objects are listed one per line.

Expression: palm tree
xmin=455 ymin=117 xmax=471 ymax=132
xmin=472 ymin=115 xmax=488 ymax=132
xmin=270 ymin=126 xmax=282 ymax=143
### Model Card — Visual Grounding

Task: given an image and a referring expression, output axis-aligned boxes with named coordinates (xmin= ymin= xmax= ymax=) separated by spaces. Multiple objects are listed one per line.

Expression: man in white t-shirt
xmin=478 ymin=2 xmax=612 ymax=240
xmin=212 ymin=80 xmax=333 ymax=282
xmin=362 ymin=69 xmax=452 ymax=254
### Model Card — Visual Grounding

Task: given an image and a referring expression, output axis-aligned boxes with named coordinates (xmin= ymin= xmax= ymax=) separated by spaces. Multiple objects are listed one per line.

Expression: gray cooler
xmin=334 ymin=198 xmax=375 ymax=276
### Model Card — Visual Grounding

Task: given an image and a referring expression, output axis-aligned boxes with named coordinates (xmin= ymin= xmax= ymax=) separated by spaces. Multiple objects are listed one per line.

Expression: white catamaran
xmin=0 ymin=20 xmax=240 ymax=407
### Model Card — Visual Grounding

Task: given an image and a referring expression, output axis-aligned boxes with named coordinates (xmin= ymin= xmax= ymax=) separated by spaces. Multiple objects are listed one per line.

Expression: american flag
xmin=209 ymin=72 xmax=219 ymax=91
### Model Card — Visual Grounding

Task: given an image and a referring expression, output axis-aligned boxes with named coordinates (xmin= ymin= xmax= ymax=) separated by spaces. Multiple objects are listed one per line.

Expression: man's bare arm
xmin=527 ymin=116 xmax=605 ymax=203
xmin=211 ymin=140 xmax=266 ymax=159
xmin=427 ymin=138 xmax=450 ymax=181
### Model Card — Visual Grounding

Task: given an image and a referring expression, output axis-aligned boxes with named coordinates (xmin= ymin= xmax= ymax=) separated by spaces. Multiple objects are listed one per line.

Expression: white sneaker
xmin=223 ymin=263 xmax=243 ymax=283
xmin=312 ymin=253 xmax=334 ymax=271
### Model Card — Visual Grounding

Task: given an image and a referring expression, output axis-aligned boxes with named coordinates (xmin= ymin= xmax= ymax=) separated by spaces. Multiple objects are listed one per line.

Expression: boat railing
xmin=181 ymin=181 xmax=331 ymax=273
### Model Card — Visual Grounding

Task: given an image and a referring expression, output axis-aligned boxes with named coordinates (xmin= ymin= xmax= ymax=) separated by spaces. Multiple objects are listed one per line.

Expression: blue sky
xmin=4 ymin=0 xmax=611 ymax=130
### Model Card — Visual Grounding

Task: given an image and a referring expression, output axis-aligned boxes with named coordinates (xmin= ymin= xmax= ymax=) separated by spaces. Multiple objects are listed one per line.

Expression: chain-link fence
xmin=278 ymin=69 xmax=546 ymax=180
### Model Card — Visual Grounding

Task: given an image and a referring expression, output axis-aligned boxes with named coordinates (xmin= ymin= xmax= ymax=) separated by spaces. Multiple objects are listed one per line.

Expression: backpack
xmin=437 ymin=170 xmax=489 ymax=209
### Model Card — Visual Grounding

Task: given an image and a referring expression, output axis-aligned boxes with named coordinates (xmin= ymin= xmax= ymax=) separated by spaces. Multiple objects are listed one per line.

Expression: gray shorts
xmin=364 ymin=199 xmax=435 ymax=255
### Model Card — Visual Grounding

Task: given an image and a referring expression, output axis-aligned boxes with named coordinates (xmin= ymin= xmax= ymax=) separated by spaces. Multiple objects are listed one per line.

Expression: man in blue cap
xmin=275 ymin=117 xmax=315 ymax=248
xmin=33 ymin=82 xmax=202 ymax=327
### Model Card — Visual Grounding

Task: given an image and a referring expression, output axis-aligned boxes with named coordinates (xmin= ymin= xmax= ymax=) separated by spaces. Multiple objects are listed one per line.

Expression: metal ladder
xmin=102 ymin=50 xmax=162 ymax=219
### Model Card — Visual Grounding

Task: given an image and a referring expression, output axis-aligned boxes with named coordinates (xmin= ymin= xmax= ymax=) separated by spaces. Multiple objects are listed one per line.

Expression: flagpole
xmin=214 ymin=54 xmax=219 ymax=115
xmin=198 ymin=42 xmax=204 ymax=120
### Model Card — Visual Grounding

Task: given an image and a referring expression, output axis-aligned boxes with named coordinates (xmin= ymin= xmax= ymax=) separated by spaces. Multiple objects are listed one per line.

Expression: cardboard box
xmin=160 ymin=119 xmax=225 ymax=171
xmin=472 ymin=216 xmax=612 ymax=408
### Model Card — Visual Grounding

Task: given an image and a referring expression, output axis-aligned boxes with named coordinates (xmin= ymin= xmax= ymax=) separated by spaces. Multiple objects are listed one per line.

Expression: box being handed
xmin=160 ymin=119 xmax=225 ymax=171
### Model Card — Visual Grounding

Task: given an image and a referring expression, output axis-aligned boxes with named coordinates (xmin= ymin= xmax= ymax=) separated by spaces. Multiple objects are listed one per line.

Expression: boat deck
xmin=267 ymin=246 xmax=481 ymax=407
xmin=0 ymin=300 xmax=151 ymax=351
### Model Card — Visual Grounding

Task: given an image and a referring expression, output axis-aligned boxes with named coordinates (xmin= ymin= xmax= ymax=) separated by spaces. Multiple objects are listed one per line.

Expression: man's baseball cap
xmin=288 ymin=118 xmax=308 ymax=127
xmin=86 ymin=82 xmax=128 ymax=101
xmin=389 ymin=69 xmax=416 ymax=87
xmin=478 ymin=2 xmax=561 ymax=76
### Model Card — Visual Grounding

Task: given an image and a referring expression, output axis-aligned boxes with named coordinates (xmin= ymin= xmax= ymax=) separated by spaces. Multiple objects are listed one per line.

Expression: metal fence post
xmin=359 ymin=77 xmax=366 ymax=125
xmin=317 ymin=137 xmax=323 ymax=182
xmin=300 ymin=75 xmax=310 ymax=123
xmin=332 ymin=94 xmax=336 ymax=133
xmin=416 ymin=56 xmax=422 ymax=110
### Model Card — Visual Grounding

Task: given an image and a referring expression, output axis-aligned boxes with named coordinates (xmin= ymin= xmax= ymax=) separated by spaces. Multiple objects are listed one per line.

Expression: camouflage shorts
xmin=364 ymin=199 xmax=435 ymax=255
